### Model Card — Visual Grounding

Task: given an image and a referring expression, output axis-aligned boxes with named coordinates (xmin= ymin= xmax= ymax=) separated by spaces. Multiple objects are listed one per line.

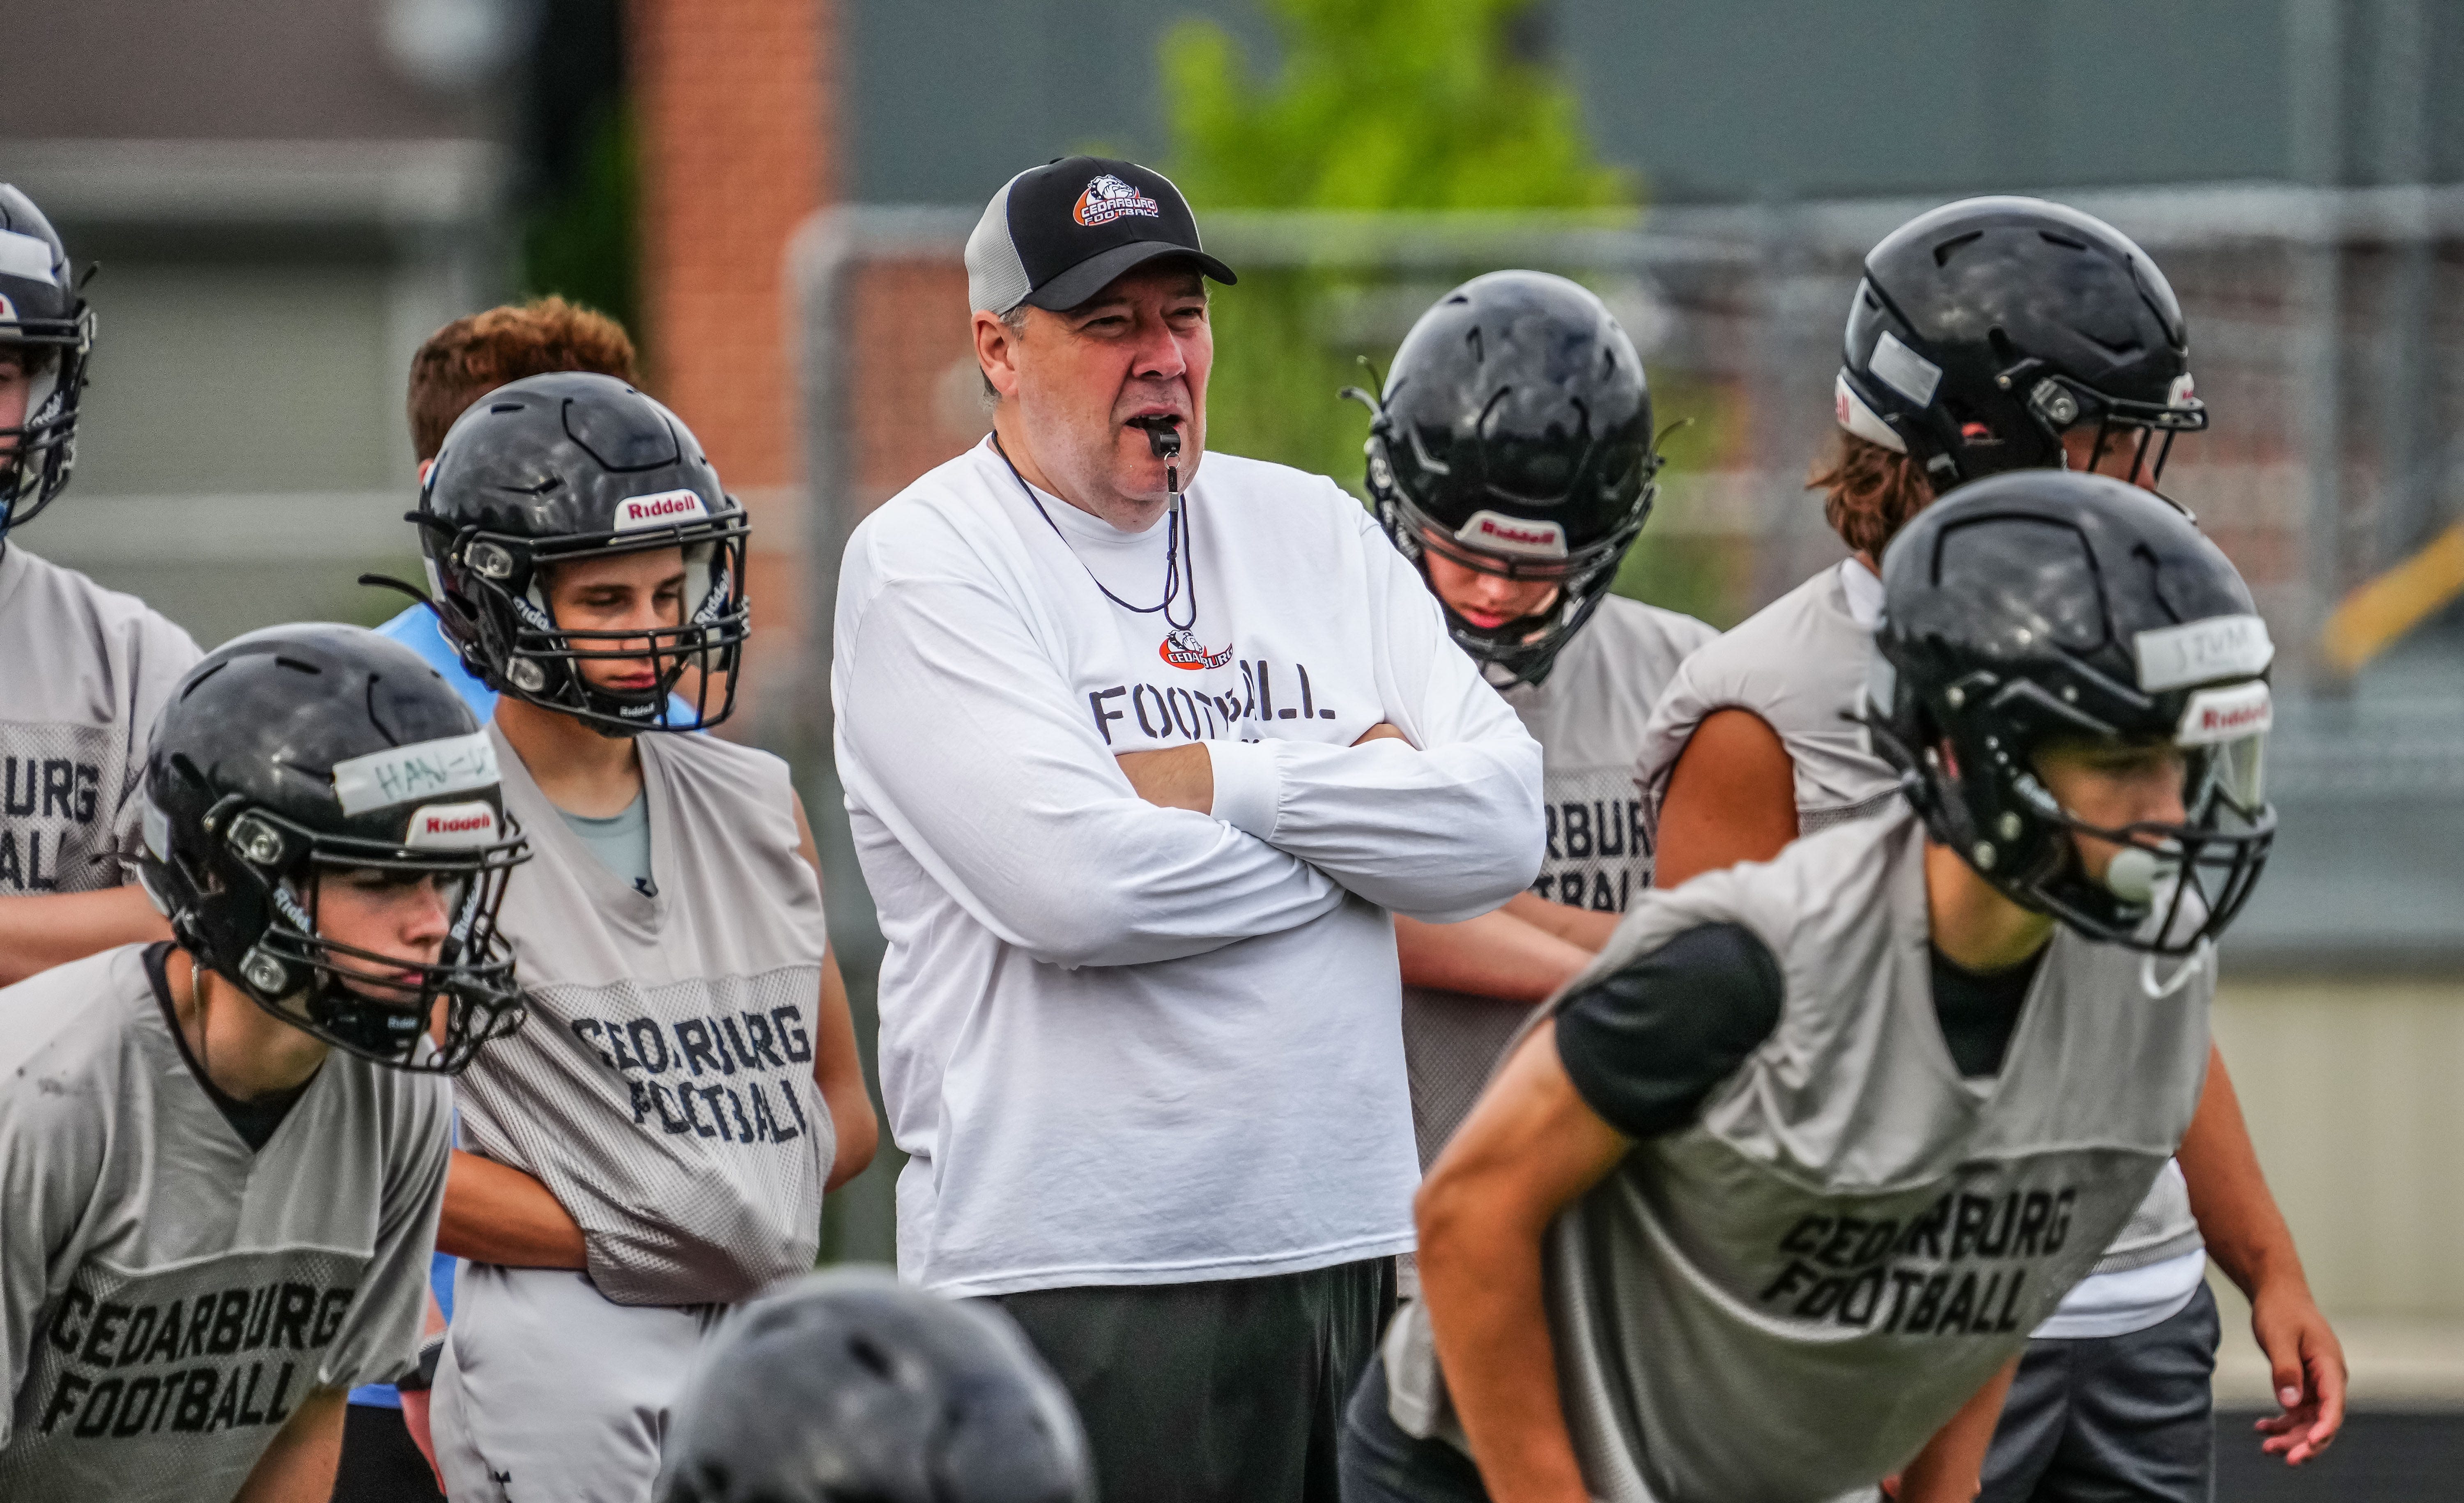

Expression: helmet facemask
xmin=1366 ymin=425 xmax=1659 ymax=689
xmin=430 ymin=511 xmax=751 ymax=736
xmin=0 ymin=313 xmax=90 ymax=535
xmin=1870 ymin=659 xmax=2275 ymax=958
xmin=142 ymin=793 xmax=530 ymax=1074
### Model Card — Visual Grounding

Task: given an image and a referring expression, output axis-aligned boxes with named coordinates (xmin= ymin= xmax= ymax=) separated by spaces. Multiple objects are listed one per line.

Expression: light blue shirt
xmin=374 ymin=605 xmax=499 ymax=719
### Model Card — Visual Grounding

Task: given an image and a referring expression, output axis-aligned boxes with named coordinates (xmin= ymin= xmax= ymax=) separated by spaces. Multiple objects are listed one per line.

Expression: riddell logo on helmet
xmin=2176 ymin=680 xmax=2272 ymax=746
xmin=1074 ymin=175 xmax=1160 ymax=227
xmin=614 ymin=490 xmax=710 ymax=532
xmin=1456 ymin=510 xmax=1568 ymax=560
xmin=405 ymin=800 xmax=500 ymax=850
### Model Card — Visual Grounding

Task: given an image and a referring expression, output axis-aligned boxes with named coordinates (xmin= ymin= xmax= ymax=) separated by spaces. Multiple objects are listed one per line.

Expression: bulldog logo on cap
xmin=1074 ymin=174 xmax=1160 ymax=228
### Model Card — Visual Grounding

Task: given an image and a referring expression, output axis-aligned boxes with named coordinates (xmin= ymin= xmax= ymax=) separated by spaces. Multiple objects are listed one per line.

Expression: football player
xmin=1349 ymin=472 xmax=2276 ymax=1503
xmin=407 ymin=373 xmax=876 ymax=1501
xmin=1359 ymin=270 xmax=1713 ymax=1172
xmin=0 ymin=184 xmax=203 ymax=980
xmin=1637 ymin=198 xmax=2343 ymax=1499
xmin=654 ymin=1269 xmax=1093 ymax=1503
xmin=0 ymin=624 xmax=527 ymax=1503
xmin=342 ymin=296 xmax=646 ymax=1503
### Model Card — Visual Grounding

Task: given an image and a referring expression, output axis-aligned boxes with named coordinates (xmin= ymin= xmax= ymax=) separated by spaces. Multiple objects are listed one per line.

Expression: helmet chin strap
xmin=2140 ymin=938 xmax=2211 ymax=1001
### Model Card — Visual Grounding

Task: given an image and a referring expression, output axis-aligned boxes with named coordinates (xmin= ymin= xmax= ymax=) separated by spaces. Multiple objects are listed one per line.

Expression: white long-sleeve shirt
xmin=835 ymin=439 xmax=1543 ymax=1296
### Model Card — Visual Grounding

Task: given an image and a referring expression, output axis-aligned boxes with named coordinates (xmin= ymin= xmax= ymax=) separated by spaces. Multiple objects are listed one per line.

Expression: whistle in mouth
xmin=1131 ymin=415 xmax=1183 ymax=460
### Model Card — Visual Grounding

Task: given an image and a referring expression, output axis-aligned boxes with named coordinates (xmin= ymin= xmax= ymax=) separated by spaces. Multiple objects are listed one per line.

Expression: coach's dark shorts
xmin=995 ymin=1255 xmax=1395 ymax=1503
xmin=1981 ymin=1280 xmax=2220 ymax=1503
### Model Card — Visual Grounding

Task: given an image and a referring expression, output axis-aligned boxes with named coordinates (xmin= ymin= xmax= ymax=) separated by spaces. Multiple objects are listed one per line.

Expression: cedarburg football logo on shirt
xmin=1158 ymin=626 xmax=1233 ymax=671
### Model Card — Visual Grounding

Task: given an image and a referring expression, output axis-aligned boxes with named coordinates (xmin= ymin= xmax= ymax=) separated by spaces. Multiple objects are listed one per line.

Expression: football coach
xmin=832 ymin=156 xmax=1544 ymax=1502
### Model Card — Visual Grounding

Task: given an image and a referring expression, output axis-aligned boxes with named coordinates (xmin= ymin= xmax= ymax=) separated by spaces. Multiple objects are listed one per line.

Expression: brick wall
xmin=630 ymin=0 xmax=831 ymax=735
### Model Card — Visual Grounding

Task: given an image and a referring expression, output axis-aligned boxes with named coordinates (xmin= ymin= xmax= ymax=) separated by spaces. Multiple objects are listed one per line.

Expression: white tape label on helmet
xmin=613 ymin=489 xmax=710 ymax=532
xmin=2176 ymin=680 xmax=2273 ymax=745
xmin=0 ymin=229 xmax=57 ymax=286
xmin=404 ymin=800 xmax=501 ymax=849
xmin=331 ymin=731 xmax=499 ymax=816
xmin=1869 ymin=331 xmax=1942 ymax=408
xmin=1455 ymin=510 xmax=1567 ymax=559
xmin=2133 ymin=614 xmax=2274 ymax=692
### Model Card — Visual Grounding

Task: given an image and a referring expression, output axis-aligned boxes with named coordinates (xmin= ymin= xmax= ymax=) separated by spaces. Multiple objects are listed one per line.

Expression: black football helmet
xmin=0 ymin=185 xmax=94 ymax=536
xmin=1358 ymin=270 xmax=1662 ymax=688
xmin=1866 ymin=471 xmax=2273 ymax=958
xmin=410 ymin=371 xmax=749 ymax=735
xmin=1837 ymin=197 xmax=2206 ymax=492
xmin=137 ymin=625 xmax=530 ymax=1073
xmin=655 ymin=1269 xmax=1094 ymax=1503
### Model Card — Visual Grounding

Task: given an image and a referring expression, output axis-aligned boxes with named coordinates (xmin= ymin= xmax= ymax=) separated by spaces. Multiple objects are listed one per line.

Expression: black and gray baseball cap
xmin=966 ymin=156 xmax=1236 ymax=316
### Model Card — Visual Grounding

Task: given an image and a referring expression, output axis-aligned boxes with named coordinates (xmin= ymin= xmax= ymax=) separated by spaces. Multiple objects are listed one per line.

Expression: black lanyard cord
xmin=991 ymin=433 xmax=1197 ymax=632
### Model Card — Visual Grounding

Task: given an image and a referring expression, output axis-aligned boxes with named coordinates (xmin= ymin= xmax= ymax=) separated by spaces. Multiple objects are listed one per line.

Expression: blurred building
xmin=0 ymin=0 xmax=524 ymax=641
xmin=848 ymin=0 xmax=2464 ymax=204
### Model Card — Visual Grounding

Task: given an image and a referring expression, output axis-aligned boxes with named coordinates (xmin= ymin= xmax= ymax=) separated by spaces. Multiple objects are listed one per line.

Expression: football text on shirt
xmin=1754 ymin=1185 xmax=2082 ymax=1338
xmin=1085 ymin=656 xmax=1342 ymax=747
xmin=33 ymin=1273 xmax=357 ymax=1443
xmin=570 ymin=1005 xmax=818 ymax=1146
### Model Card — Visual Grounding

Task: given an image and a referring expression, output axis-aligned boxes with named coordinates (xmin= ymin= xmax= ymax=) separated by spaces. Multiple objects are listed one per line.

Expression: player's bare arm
xmin=1395 ymin=907 xmax=1592 ymax=1003
xmin=0 ymin=886 xmax=170 ymax=986
xmin=791 ymin=792 xmax=879 ymax=1189
xmin=1416 ymin=1018 xmax=1629 ymax=1503
xmin=2177 ymin=1044 xmax=2345 ymax=1464
xmin=1887 ymin=1356 xmax=2020 ymax=1503
xmin=1652 ymin=707 xmax=1798 ymax=890
xmin=230 ymin=1388 xmax=347 ymax=1503
xmin=1495 ymin=889 xmax=1619 ymax=951
xmin=437 ymin=1152 xmax=586 ymax=1267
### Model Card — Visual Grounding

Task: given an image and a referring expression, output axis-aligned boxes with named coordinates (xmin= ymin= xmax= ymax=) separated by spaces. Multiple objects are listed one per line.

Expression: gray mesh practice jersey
xmin=457 ymin=725 xmax=833 ymax=1307
xmin=0 ymin=946 xmax=448 ymax=1503
xmin=1631 ymin=561 xmax=2200 ymax=1282
xmin=1403 ymin=595 xmax=1714 ymax=1169
xmin=1634 ymin=561 xmax=1899 ymax=841
xmin=1386 ymin=810 xmax=2215 ymax=1503
xmin=0 ymin=546 xmax=201 ymax=895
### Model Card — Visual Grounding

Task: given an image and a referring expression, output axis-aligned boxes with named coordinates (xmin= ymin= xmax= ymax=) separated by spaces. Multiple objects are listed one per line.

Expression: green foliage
xmin=1162 ymin=0 xmax=1630 ymax=212
xmin=1160 ymin=1 xmax=1725 ymax=615
xmin=519 ymin=104 xmax=641 ymax=353
xmin=1164 ymin=0 xmax=1632 ymax=489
